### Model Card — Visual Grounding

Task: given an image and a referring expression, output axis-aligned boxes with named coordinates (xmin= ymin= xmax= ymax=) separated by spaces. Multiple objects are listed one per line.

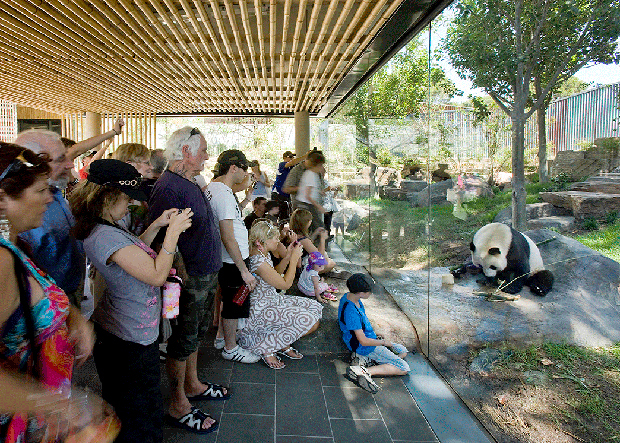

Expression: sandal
xmin=321 ymin=292 xmax=338 ymax=302
xmin=276 ymin=346 xmax=303 ymax=360
xmin=261 ymin=353 xmax=285 ymax=369
xmin=186 ymin=382 xmax=231 ymax=401
xmin=164 ymin=407 xmax=218 ymax=434
xmin=327 ymin=284 xmax=339 ymax=293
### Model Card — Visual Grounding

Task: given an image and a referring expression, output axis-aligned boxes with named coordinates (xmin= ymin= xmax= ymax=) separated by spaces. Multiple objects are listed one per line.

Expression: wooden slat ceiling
xmin=0 ymin=0 xmax=428 ymax=116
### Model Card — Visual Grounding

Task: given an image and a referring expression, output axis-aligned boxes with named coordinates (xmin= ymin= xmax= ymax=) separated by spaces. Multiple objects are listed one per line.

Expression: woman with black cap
xmin=69 ymin=159 xmax=195 ymax=442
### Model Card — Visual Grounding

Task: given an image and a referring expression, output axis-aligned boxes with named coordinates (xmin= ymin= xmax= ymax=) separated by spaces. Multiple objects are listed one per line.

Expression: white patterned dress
xmin=237 ymin=254 xmax=323 ymax=355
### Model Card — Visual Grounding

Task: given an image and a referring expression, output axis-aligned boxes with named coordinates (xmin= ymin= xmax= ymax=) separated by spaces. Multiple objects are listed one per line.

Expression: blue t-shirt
xmin=148 ymin=170 xmax=222 ymax=276
xmin=20 ymin=188 xmax=84 ymax=293
xmin=272 ymin=161 xmax=292 ymax=195
xmin=338 ymin=294 xmax=377 ymax=356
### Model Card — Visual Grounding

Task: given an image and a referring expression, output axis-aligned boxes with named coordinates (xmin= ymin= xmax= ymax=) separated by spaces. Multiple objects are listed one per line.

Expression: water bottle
xmin=162 ymin=269 xmax=182 ymax=318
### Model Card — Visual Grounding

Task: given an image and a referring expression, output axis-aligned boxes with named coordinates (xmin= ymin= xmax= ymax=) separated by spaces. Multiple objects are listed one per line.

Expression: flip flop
xmin=327 ymin=284 xmax=339 ymax=293
xmin=261 ymin=353 xmax=285 ymax=369
xmin=164 ymin=407 xmax=218 ymax=434
xmin=321 ymin=292 xmax=338 ymax=302
xmin=186 ymin=382 xmax=231 ymax=401
xmin=276 ymin=346 xmax=303 ymax=360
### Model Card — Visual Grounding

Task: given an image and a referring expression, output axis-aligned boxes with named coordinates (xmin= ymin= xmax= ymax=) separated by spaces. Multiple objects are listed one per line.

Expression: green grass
xmin=575 ymin=221 xmax=620 ymax=262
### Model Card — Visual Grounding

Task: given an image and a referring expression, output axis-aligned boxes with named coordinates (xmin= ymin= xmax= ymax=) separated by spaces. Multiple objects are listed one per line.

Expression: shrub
xmin=582 ymin=217 xmax=599 ymax=231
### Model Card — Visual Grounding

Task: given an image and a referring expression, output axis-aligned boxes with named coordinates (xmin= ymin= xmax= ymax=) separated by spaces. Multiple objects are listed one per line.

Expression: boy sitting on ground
xmin=339 ymin=273 xmax=411 ymax=393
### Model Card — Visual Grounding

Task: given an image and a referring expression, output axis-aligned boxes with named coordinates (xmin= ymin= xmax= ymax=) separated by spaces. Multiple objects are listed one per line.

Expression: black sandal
xmin=186 ymin=382 xmax=231 ymax=401
xmin=164 ymin=407 xmax=218 ymax=434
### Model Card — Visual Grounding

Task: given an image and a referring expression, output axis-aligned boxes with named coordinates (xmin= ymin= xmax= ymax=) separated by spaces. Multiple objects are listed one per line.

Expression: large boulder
xmin=494 ymin=203 xmax=572 ymax=224
xmin=411 ymin=179 xmax=454 ymax=207
xmin=540 ymin=191 xmax=620 ymax=220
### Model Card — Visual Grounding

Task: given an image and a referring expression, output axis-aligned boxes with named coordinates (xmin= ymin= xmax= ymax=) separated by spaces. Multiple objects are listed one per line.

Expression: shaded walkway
xmin=73 ymin=243 xmax=494 ymax=442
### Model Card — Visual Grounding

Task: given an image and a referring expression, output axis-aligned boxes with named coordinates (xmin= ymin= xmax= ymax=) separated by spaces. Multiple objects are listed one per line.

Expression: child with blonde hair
xmin=298 ymin=251 xmax=338 ymax=303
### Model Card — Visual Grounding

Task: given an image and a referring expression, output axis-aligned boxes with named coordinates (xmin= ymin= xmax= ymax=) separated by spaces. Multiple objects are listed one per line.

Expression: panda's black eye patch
xmin=489 ymin=265 xmax=497 ymax=270
xmin=488 ymin=247 xmax=501 ymax=255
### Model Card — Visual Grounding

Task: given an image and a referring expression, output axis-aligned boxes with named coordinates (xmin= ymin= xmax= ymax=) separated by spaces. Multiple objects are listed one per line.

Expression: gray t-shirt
xmin=85 ymin=224 xmax=161 ymax=345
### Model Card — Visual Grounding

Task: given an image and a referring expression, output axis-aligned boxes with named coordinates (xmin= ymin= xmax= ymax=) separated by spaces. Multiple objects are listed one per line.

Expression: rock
xmin=347 ymin=213 xmax=362 ymax=231
xmin=540 ymin=191 xmax=620 ymax=220
xmin=446 ymin=343 xmax=470 ymax=359
xmin=527 ymin=216 xmax=575 ymax=231
xmin=344 ymin=181 xmax=370 ymax=199
xmin=522 ymin=370 xmax=549 ymax=386
xmin=400 ymin=179 xmax=428 ymax=193
xmin=475 ymin=319 xmax=505 ymax=343
xmin=459 ymin=176 xmax=494 ymax=199
xmin=570 ymin=181 xmax=620 ymax=194
xmin=494 ymin=203 xmax=572 ymax=224
xmin=412 ymin=179 xmax=454 ymax=207
xmin=432 ymin=164 xmax=451 ymax=182
xmin=470 ymin=348 xmax=504 ymax=374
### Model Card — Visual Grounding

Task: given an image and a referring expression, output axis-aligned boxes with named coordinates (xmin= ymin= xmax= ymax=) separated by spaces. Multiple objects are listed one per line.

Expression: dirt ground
xmin=448 ymin=344 xmax=620 ymax=443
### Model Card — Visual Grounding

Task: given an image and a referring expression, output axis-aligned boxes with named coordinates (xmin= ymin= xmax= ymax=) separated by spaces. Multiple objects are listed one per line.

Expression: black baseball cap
xmin=87 ymin=159 xmax=148 ymax=201
xmin=346 ymin=273 xmax=374 ymax=293
xmin=213 ymin=149 xmax=249 ymax=177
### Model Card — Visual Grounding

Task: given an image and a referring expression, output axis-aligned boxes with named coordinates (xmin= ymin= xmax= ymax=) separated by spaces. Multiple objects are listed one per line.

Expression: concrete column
xmin=294 ymin=110 xmax=310 ymax=156
xmin=84 ymin=112 xmax=102 ymax=139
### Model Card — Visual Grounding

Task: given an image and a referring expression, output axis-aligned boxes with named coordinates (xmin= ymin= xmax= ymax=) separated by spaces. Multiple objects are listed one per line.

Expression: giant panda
xmin=470 ymin=223 xmax=554 ymax=296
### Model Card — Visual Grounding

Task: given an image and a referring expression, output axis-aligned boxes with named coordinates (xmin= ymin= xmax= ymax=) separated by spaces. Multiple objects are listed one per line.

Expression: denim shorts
xmin=166 ymin=272 xmax=218 ymax=361
xmin=364 ymin=345 xmax=410 ymax=373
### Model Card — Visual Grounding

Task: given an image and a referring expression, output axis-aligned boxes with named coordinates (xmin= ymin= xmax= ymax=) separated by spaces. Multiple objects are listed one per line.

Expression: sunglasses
xmin=186 ymin=127 xmax=201 ymax=141
xmin=0 ymin=151 xmax=34 ymax=184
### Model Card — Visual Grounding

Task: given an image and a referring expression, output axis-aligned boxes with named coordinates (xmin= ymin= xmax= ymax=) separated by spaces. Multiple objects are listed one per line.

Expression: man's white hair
xmin=165 ymin=126 xmax=202 ymax=161
xmin=14 ymin=128 xmax=62 ymax=153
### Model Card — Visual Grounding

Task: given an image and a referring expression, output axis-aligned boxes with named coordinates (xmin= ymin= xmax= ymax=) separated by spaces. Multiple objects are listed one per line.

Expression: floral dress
xmin=0 ymin=238 xmax=74 ymax=443
xmin=237 ymin=254 xmax=323 ymax=355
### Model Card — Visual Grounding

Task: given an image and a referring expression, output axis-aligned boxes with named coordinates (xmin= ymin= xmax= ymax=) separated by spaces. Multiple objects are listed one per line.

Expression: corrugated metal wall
xmin=548 ymin=82 xmax=620 ymax=153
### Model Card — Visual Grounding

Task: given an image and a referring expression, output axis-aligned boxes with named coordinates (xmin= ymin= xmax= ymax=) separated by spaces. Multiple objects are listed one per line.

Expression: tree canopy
xmin=444 ymin=0 xmax=620 ymax=229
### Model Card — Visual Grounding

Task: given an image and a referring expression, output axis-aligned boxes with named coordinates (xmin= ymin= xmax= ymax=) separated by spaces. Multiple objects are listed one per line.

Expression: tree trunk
xmin=511 ymin=114 xmax=527 ymax=231
xmin=535 ymin=79 xmax=549 ymax=183
xmin=355 ymin=119 xmax=375 ymax=198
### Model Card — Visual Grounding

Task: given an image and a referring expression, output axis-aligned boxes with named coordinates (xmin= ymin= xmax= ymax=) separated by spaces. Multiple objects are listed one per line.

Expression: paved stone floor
xmin=74 ymin=344 xmax=439 ymax=443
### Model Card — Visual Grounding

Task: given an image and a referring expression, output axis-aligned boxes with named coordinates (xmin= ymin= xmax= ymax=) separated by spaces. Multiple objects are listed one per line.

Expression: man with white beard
xmin=14 ymin=129 xmax=98 ymax=307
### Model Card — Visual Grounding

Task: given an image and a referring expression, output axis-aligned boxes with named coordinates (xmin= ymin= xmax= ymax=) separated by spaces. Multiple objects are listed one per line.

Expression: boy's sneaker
xmin=222 ymin=345 xmax=261 ymax=363
xmin=345 ymin=365 xmax=379 ymax=394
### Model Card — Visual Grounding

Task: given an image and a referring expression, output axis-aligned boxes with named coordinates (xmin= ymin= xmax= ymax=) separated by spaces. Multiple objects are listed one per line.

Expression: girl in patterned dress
xmin=238 ymin=221 xmax=323 ymax=369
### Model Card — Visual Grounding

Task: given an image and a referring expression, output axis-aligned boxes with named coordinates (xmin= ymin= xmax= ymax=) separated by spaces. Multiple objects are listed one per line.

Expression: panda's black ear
xmin=488 ymin=247 xmax=501 ymax=255
xmin=469 ymin=242 xmax=475 ymax=252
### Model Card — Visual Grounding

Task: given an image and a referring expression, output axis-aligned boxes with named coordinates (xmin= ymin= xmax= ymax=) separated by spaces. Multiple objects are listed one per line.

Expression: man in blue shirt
xmin=338 ymin=273 xmax=410 ymax=394
xmin=15 ymin=123 xmax=125 ymax=307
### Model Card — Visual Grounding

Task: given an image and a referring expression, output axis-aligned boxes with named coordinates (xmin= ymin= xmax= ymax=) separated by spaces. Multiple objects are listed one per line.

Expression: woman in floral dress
xmin=238 ymin=221 xmax=323 ymax=369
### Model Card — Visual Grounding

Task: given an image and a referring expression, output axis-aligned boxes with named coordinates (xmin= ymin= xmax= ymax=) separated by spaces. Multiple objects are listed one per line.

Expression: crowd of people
xmin=0 ymin=124 xmax=410 ymax=443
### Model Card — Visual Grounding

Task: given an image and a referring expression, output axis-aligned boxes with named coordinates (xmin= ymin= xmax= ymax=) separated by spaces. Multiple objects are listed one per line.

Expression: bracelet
xmin=112 ymin=128 xmax=120 ymax=135
xmin=161 ymin=245 xmax=175 ymax=255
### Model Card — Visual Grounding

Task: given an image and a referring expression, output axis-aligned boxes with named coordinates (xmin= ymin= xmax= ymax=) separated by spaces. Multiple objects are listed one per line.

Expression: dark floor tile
xmin=195 ymin=367 xmax=233 ymax=388
xmin=162 ymin=425 xmax=218 ymax=443
xmin=277 ymin=437 xmax=334 ymax=443
xmin=279 ymin=354 xmax=319 ymax=373
xmin=231 ymin=359 xmax=276 ymax=384
xmin=374 ymin=383 xmax=437 ymax=442
xmin=330 ymin=418 xmax=392 ymax=443
xmin=316 ymin=354 xmax=357 ymax=388
xmin=195 ymin=347 xmax=236 ymax=370
xmin=276 ymin=371 xmax=322 ymax=391
xmin=276 ymin=385 xmax=331 ymax=437
xmin=217 ymin=413 xmax=274 ymax=443
xmin=323 ymin=386 xmax=381 ymax=420
xmin=223 ymin=382 xmax=275 ymax=415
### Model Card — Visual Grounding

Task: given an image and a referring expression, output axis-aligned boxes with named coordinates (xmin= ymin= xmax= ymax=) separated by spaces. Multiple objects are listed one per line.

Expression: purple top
xmin=148 ymin=170 xmax=222 ymax=276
